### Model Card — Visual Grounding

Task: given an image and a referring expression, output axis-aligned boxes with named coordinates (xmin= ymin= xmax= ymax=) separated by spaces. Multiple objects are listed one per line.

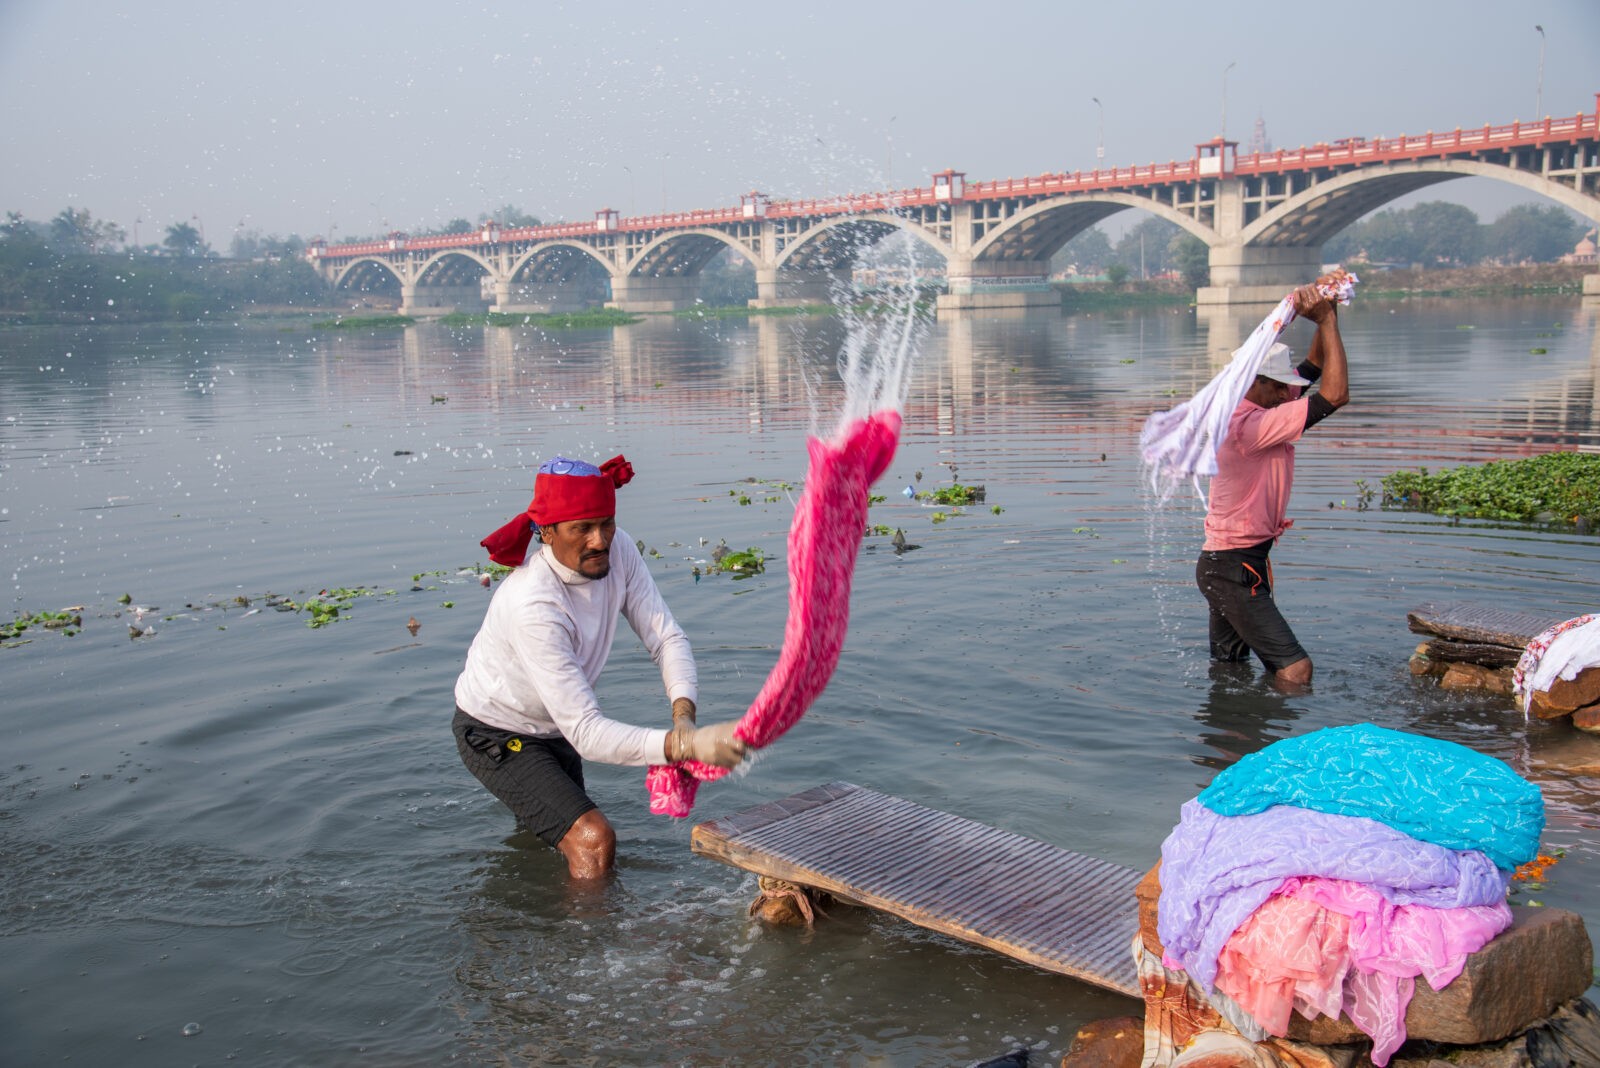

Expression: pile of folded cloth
xmin=1157 ymin=723 xmax=1546 ymax=1065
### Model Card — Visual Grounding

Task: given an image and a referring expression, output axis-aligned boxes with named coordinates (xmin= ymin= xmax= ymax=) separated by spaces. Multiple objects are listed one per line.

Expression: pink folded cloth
xmin=1214 ymin=875 xmax=1511 ymax=1065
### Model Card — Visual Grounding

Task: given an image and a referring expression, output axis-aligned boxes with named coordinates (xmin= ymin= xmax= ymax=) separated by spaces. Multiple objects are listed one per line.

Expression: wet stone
xmin=1529 ymin=667 xmax=1600 ymax=715
xmin=1060 ymin=1015 xmax=1142 ymax=1068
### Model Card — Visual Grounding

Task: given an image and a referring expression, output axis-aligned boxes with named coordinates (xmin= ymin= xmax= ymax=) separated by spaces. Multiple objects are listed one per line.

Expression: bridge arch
xmin=773 ymin=213 xmax=955 ymax=272
xmin=489 ymin=240 xmax=614 ymax=312
xmin=330 ymin=256 xmax=404 ymax=296
xmin=1240 ymin=159 xmax=1600 ymax=250
xmin=414 ymin=249 xmax=494 ymax=287
xmin=968 ymin=192 xmax=1215 ymax=264
xmin=624 ymin=228 xmax=759 ymax=278
xmin=511 ymin=240 xmax=616 ymax=283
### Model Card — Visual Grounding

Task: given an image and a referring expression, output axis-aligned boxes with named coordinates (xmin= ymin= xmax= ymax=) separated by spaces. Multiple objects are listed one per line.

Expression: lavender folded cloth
xmin=1157 ymin=799 xmax=1509 ymax=992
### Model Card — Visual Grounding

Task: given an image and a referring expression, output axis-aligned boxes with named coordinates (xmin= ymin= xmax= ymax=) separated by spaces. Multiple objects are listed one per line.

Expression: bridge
xmin=307 ymin=95 xmax=1600 ymax=314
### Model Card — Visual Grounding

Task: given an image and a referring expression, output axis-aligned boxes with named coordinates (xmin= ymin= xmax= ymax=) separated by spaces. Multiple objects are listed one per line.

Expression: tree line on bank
xmin=0 ymin=205 xmax=548 ymax=323
xmin=0 ymin=210 xmax=329 ymax=321
xmin=1 ymin=198 xmax=1589 ymax=322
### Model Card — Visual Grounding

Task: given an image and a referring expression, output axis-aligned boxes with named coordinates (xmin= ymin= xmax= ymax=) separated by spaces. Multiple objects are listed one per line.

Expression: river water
xmin=3 ymin=295 xmax=1598 ymax=1065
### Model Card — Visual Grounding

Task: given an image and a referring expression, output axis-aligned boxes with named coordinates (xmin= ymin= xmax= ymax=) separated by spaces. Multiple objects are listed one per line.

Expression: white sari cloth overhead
xmin=1139 ymin=272 xmax=1358 ymax=504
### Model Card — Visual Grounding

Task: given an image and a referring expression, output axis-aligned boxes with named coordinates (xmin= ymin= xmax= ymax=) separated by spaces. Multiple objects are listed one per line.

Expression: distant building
xmin=1559 ymin=228 xmax=1597 ymax=266
xmin=1247 ymin=115 xmax=1272 ymax=156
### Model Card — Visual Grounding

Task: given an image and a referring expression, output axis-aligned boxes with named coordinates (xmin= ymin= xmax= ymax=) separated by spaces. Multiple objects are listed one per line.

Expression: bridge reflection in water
xmin=328 ymin=297 xmax=1598 ymax=474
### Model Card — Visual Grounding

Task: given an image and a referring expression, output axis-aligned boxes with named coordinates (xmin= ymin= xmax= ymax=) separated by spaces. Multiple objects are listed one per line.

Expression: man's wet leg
xmin=557 ymin=809 xmax=617 ymax=880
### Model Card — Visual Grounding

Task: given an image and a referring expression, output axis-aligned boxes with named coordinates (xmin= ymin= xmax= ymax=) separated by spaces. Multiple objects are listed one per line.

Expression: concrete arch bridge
xmin=308 ymin=95 xmax=1600 ymax=313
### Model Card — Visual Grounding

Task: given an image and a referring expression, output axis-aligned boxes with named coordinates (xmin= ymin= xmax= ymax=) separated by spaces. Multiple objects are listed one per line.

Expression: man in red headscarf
xmin=454 ymin=455 xmax=745 ymax=879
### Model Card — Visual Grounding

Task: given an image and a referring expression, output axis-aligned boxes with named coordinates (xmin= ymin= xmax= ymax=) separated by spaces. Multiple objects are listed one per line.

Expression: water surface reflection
xmin=1 ymin=297 xmax=1597 ymax=1064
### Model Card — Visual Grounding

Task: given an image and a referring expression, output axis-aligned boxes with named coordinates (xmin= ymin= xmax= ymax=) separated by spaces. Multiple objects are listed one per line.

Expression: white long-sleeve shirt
xmin=453 ymin=530 xmax=696 ymax=765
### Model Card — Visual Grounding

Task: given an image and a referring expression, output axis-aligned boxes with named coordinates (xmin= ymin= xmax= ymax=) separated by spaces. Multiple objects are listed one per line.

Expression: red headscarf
xmin=480 ymin=455 xmax=634 ymax=566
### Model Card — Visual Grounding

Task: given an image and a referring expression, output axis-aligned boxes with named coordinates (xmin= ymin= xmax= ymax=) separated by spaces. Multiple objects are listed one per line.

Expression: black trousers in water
xmin=1195 ymin=544 xmax=1308 ymax=673
xmin=452 ymin=708 xmax=596 ymax=846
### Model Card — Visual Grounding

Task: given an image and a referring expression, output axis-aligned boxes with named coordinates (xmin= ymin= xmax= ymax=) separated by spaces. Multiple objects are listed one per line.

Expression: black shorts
xmin=1195 ymin=545 xmax=1308 ymax=673
xmin=452 ymin=708 xmax=596 ymax=847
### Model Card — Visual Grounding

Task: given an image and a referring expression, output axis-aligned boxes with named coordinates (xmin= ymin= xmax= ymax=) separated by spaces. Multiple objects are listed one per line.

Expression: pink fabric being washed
xmin=645 ymin=410 xmax=902 ymax=817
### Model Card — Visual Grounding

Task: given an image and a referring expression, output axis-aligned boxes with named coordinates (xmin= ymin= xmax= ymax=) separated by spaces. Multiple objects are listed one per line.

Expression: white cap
xmin=1258 ymin=342 xmax=1310 ymax=386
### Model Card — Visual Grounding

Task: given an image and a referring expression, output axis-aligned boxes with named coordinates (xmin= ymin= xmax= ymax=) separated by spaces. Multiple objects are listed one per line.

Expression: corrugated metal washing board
xmin=691 ymin=781 xmax=1142 ymax=999
xmin=1407 ymin=602 xmax=1566 ymax=648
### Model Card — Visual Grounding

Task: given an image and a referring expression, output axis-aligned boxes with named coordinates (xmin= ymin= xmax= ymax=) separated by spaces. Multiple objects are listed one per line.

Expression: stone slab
xmin=1439 ymin=661 xmax=1513 ymax=694
xmin=1530 ymin=668 xmax=1600 ymax=715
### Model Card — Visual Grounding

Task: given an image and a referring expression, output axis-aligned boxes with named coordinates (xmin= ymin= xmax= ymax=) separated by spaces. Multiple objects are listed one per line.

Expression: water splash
xmin=648 ymin=215 xmax=927 ymax=817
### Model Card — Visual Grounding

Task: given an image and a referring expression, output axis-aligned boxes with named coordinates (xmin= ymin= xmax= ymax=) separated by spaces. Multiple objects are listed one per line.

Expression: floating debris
xmin=406 ymin=616 xmax=421 ymax=636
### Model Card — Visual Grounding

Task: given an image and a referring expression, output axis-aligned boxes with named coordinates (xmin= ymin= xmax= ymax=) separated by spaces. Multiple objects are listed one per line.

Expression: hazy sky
xmin=2 ymin=0 xmax=1595 ymax=247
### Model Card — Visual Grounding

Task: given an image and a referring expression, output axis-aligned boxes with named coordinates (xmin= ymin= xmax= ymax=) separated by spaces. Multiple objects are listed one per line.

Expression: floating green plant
xmin=1381 ymin=452 xmax=1600 ymax=526
xmin=711 ymin=548 xmax=765 ymax=574
xmin=2 ymin=608 xmax=82 ymax=642
xmin=313 ymin=314 xmax=415 ymax=330
xmin=297 ymin=585 xmax=393 ymax=628
xmin=919 ymin=483 xmax=986 ymax=506
xmin=440 ymin=309 xmax=641 ymax=329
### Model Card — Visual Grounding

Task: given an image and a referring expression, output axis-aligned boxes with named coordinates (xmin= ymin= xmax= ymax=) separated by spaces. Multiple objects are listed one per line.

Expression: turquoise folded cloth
xmin=1197 ymin=723 xmax=1544 ymax=870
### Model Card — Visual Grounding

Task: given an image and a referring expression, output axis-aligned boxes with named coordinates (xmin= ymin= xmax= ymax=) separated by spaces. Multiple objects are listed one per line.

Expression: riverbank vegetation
xmin=439 ymin=308 xmax=642 ymax=328
xmin=1 ymin=210 xmax=333 ymax=323
xmin=1381 ymin=452 xmax=1600 ymax=527
xmin=313 ymin=314 xmax=416 ymax=329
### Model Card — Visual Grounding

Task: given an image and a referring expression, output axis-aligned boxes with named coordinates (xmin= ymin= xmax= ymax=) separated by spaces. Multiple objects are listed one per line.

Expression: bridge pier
xmin=608 ymin=275 xmax=700 ymax=313
xmin=399 ymin=283 xmax=490 ymax=316
xmin=1196 ymin=244 xmax=1324 ymax=306
xmin=750 ymin=267 xmax=848 ymax=308
xmin=935 ymin=260 xmax=1059 ymax=312
xmin=492 ymin=279 xmax=590 ymax=314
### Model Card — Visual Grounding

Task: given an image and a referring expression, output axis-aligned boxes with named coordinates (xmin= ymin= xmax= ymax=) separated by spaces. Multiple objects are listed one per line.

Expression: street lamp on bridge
xmin=1092 ymin=96 xmax=1104 ymax=167
xmin=1535 ymin=24 xmax=1546 ymax=117
xmin=1221 ymin=60 xmax=1236 ymax=141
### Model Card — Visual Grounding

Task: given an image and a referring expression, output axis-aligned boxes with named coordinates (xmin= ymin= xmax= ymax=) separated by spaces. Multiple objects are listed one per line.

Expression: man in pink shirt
xmin=1196 ymin=286 xmax=1348 ymax=686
